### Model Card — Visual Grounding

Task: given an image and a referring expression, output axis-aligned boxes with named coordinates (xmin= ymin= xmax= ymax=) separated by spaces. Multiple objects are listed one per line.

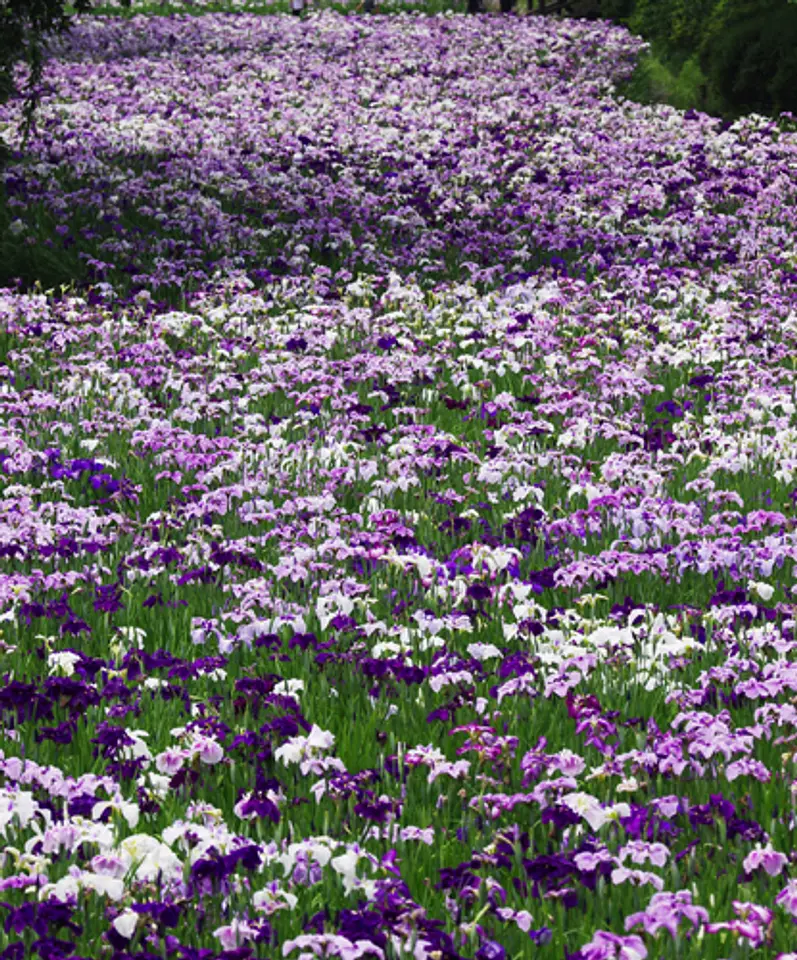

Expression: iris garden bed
xmin=2 ymin=9 xmax=797 ymax=960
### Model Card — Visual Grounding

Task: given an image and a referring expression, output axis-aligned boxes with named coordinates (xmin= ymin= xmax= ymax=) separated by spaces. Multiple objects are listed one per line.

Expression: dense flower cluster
xmin=1 ymin=8 xmax=797 ymax=959
xmin=7 ymin=12 xmax=645 ymax=297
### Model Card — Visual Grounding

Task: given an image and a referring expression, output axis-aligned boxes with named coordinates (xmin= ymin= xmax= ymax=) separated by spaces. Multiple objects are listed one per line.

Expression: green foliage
xmin=598 ymin=0 xmax=635 ymax=20
xmin=629 ymin=0 xmax=716 ymax=52
xmin=700 ymin=3 xmax=797 ymax=116
xmin=574 ymin=0 xmax=636 ymax=22
xmin=561 ymin=0 xmax=797 ymax=121
xmin=616 ymin=48 xmax=716 ymax=113
xmin=620 ymin=0 xmax=797 ymax=119
xmin=698 ymin=0 xmax=782 ymax=49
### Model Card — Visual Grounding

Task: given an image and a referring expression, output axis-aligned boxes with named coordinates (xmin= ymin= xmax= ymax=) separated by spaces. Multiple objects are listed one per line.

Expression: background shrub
xmin=629 ymin=0 xmax=717 ymax=52
xmin=612 ymin=0 xmax=797 ymax=120
xmin=700 ymin=1 xmax=797 ymax=116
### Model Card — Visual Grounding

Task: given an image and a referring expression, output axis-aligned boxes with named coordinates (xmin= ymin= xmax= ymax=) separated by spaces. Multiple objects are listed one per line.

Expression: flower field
xmin=3 ymin=8 xmax=797 ymax=959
